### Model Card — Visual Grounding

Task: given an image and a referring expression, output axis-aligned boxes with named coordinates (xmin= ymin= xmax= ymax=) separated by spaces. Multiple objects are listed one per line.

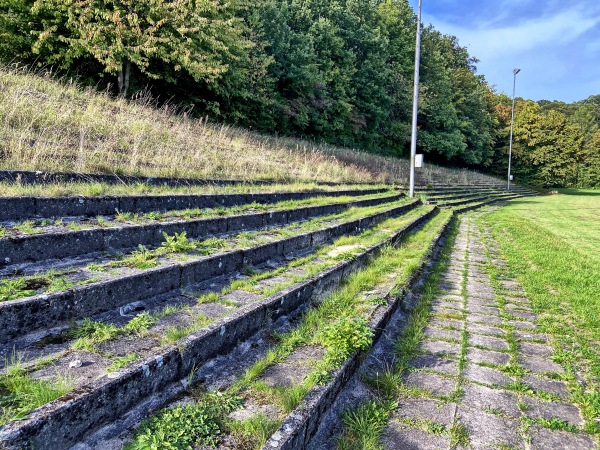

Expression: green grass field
xmin=480 ymin=189 xmax=600 ymax=432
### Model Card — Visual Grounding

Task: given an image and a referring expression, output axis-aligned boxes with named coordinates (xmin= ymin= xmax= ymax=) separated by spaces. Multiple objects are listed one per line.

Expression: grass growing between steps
xmin=124 ymin=210 xmax=452 ymax=450
xmin=2 ymin=189 xmax=397 ymax=236
xmin=479 ymin=190 xmax=600 ymax=435
xmin=0 ymin=359 xmax=72 ymax=426
xmin=124 ymin=391 xmax=243 ymax=450
xmin=101 ymin=197 xmax=414 ymax=270
xmin=127 ymin=212 xmax=450 ymax=449
xmin=0 ymin=207 xmax=434 ymax=429
xmin=70 ymin=312 xmax=159 ymax=352
xmin=336 ymin=217 xmax=459 ymax=450
xmin=0 ymin=181 xmax=384 ymax=198
xmin=196 ymin=206 xmax=434 ymax=305
xmin=0 ymin=199 xmax=415 ymax=301
xmin=0 ymin=206 xmax=431 ymax=410
xmin=0 ymin=272 xmax=99 ymax=302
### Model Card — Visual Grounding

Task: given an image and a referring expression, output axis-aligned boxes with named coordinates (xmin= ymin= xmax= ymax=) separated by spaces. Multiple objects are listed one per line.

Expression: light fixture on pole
xmin=507 ymin=68 xmax=520 ymax=191
xmin=409 ymin=0 xmax=423 ymax=198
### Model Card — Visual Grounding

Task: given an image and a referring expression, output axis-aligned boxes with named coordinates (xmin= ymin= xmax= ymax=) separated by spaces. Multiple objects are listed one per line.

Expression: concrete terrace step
xmin=435 ymin=191 xmax=520 ymax=208
xmin=0 ymin=187 xmax=389 ymax=221
xmin=0 ymin=180 xmax=537 ymax=450
xmin=0 ymin=191 xmax=403 ymax=267
xmin=0 ymin=207 xmax=439 ymax=450
xmin=0 ymin=200 xmax=421 ymax=344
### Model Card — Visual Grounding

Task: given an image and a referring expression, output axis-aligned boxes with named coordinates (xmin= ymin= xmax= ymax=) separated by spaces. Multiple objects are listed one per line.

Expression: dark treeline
xmin=1 ymin=0 xmax=598 ymax=187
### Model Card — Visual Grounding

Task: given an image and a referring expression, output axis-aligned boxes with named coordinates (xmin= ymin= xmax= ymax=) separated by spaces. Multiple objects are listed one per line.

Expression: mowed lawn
xmin=480 ymin=189 xmax=600 ymax=432
xmin=484 ymin=190 xmax=600 ymax=328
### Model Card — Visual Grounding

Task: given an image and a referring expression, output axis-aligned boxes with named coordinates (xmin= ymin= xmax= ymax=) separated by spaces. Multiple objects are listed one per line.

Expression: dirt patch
xmin=98 ymin=336 xmax=160 ymax=359
xmin=221 ymin=290 xmax=262 ymax=307
xmin=326 ymin=244 xmax=361 ymax=258
xmin=260 ymin=346 xmax=325 ymax=388
xmin=33 ymin=351 xmax=111 ymax=386
xmin=545 ymin=285 xmax=558 ymax=295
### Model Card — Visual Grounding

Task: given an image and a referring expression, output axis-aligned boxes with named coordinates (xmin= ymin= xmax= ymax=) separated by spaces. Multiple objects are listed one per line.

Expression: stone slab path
xmin=382 ymin=215 xmax=599 ymax=450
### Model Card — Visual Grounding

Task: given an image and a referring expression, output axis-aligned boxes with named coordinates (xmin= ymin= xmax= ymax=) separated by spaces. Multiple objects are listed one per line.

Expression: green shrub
xmin=126 ymin=392 xmax=242 ymax=449
xmin=161 ymin=231 xmax=196 ymax=253
xmin=320 ymin=316 xmax=373 ymax=364
xmin=123 ymin=312 xmax=157 ymax=334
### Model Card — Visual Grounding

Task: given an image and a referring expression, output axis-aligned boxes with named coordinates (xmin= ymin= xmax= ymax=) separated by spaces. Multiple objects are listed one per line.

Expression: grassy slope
xmin=481 ymin=190 xmax=600 ymax=432
xmin=0 ymin=65 xmax=502 ymax=186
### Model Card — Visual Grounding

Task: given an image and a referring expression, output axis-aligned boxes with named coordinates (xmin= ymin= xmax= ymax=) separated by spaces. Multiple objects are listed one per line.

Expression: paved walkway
xmin=382 ymin=216 xmax=598 ymax=450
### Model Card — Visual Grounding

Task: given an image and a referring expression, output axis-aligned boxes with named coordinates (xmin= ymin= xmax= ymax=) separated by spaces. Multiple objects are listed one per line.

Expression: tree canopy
xmin=0 ymin=0 xmax=598 ymax=187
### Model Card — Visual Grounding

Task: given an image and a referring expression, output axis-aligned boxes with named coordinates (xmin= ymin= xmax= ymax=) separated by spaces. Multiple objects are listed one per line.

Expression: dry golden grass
xmin=0 ymin=181 xmax=389 ymax=198
xmin=0 ymin=64 xmax=500 ymax=186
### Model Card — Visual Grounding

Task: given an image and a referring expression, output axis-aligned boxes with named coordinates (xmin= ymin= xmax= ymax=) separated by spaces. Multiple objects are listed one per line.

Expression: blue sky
xmin=407 ymin=0 xmax=600 ymax=102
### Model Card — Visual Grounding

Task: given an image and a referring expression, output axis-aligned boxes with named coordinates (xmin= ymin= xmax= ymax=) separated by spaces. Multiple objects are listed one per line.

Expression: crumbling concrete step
xmin=263 ymin=211 xmax=455 ymax=450
xmin=451 ymin=193 xmax=523 ymax=212
xmin=270 ymin=197 xmax=526 ymax=449
xmin=0 ymin=187 xmax=388 ymax=221
xmin=0 ymin=201 xmax=422 ymax=344
xmin=0 ymin=193 xmax=403 ymax=267
xmin=436 ymin=194 xmax=492 ymax=207
xmin=426 ymin=190 xmax=497 ymax=202
xmin=0 ymin=208 xmax=438 ymax=450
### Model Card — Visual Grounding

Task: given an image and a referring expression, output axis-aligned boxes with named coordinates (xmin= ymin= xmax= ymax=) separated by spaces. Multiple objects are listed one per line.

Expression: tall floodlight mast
xmin=508 ymin=68 xmax=521 ymax=191
xmin=409 ymin=0 xmax=423 ymax=198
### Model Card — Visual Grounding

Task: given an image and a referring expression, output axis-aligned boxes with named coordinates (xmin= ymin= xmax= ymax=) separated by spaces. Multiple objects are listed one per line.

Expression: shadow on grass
xmin=495 ymin=199 xmax=542 ymax=207
xmin=557 ymin=188 xmax=600 ymax=197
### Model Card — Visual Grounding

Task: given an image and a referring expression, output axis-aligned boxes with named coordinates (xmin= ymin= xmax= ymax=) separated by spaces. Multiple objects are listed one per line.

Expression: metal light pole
xmin=409 ymin=0 xmax=423 ymax=198
xmin=507 ymin=68 xmax=520 ymax=191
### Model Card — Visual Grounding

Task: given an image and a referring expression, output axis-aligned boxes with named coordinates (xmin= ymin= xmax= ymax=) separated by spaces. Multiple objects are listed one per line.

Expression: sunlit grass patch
xmin=480 ymin=190 xmax=600 ymax=434
xmin=0 ymin=358 xmax=72 ymax=426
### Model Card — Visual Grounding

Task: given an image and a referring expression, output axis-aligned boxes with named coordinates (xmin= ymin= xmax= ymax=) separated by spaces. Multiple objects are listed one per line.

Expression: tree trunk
xmin=117 ymin=60 xmax=132 ymax=97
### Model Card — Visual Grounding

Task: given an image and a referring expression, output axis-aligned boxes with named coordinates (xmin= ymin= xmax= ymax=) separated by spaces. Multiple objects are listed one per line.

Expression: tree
xmin=580 ymin=130 xmax=600 ymax=187
xmin=32 ymin=0 xmax=252 ymax=96
xmin=258 ymin=0 xmax=390 ymax=149
xmin=512 ymin=102 xmax=584 ymax=187
xmin=375 ymin=0 xmax=415 ymax=155
xmin=418 ymin=27 xmax=465 ymax=162
xmin=0 ymin=0 xmax=36 ymax=61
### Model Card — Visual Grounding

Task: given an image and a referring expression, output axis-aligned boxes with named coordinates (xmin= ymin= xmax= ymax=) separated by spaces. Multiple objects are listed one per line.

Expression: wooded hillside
xmin=1 ymin=0 xmax=598 ymax=187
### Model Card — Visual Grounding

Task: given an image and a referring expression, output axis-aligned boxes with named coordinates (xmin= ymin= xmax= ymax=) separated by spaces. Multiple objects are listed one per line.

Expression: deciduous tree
xmin=32 ymin=0 xmax=251 ymax=96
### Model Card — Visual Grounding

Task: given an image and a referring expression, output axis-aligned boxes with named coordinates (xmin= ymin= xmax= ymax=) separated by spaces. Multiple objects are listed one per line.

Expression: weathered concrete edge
xmin=0 ymin=200 xmax=421 ymax=344
xmin=0 ymin=170 xmax=274 ymax=187
xmin=0 ymin=188 xmax=389 ymax=221
xmin=453 ymin=193 xmax=522 ymax=214
xmin=0 ymin=170 xmax=377 ymax=188
xmin=437 ymin=194 xmax=491 ymax=207
xmin=0 ymin=207 xmax=433 ymax=449
xmin=427 ymin=190 xmax=496 ymax=202
xmin=0 ymin=193 xmax=404 ymax=267
xmin=263 ymin=210 xmax=454 ymax=450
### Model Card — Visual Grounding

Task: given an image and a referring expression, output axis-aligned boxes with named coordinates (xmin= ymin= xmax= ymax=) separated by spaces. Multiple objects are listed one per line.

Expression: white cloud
xmin=418 ymin=3 xmax=600 ymax=101
xmin=425 ymin=6 xmax=600 ymax=61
